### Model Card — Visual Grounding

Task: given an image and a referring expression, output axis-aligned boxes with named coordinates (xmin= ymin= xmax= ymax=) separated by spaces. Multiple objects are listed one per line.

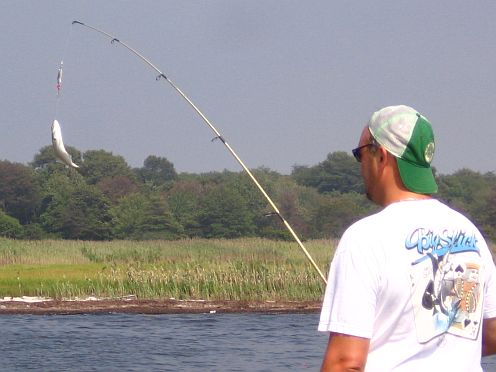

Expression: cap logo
xmin=424 ymin=142 xmax=435 ymax=164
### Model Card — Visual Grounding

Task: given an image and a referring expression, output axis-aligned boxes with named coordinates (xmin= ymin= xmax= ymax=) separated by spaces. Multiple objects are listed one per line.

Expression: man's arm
xmin=482 ymin=317 xmax=496 ymax=356
xmin=321 ymin=332 xmax=370 ymax=372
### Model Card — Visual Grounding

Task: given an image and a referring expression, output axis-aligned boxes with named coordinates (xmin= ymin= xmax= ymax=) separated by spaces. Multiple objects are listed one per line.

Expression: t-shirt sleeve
xmin=318 ymin=226 xmax=382 ymax=338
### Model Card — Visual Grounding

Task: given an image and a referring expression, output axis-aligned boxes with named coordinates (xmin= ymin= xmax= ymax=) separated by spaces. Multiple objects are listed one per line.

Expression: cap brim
xmin=397 ymin=158 xmax=438 ymax=194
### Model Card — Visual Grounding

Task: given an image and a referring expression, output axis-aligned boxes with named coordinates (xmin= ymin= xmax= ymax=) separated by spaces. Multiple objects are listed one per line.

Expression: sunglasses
xmin=352 ymin=143 xmax=376 ymax=162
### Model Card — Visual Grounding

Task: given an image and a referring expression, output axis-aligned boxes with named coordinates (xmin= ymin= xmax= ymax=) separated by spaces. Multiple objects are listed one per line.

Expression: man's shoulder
xmin=342 ymin=199 xmax=472 ymax=236
xmin=342 ymin=198 xmax=485 ymax=244
xmin=346 ymin=206 xmax=390 ymax=230
xmin=341 ymin=212 xmax=385 ymax=240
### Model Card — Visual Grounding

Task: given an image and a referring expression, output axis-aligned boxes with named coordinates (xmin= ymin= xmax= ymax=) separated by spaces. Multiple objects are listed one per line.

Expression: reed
xmin=2 ymin=238 xmax=492 ymax=301
xmin=0 ymin=238 xmax=335 ymax=301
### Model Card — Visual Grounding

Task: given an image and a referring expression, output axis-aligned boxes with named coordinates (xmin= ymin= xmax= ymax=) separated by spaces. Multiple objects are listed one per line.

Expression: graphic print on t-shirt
xmin=406 ymin=228 xmax=483 ymax=343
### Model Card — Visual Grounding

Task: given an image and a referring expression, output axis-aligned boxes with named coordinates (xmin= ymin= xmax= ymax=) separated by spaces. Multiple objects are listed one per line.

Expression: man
xmin=318 ymin=105 xmax=496 ymax=371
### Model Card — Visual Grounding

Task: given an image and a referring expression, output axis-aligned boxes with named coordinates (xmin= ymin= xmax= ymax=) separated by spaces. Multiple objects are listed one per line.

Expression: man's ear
xmin=378 ymin=146 xmax=389 ymax=164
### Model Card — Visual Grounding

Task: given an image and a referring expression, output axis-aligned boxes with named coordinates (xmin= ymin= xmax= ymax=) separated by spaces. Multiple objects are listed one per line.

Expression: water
xmin=0 ymin=313 xmax=327 ymax=371
xmin=0 ymin=313 xmax=494 ymax=371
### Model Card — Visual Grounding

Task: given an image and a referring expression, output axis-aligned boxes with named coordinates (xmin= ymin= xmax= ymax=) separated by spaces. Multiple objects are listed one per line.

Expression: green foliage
xmin=292 ymin=151 xmax=363 ymax=194
xmin=0 ymin=238 xmax=330 ymax=300
xmin=111 ymin=192 xmax=184 ymax=240
xmin=0 ymin=160 xmax=41 ymax=224
xmin=0 ymin=146 xmax=494 ymax=242
xmin=80 ymin=150 xmax=135 ymax=185
xmin=61 ymin=187 xmax=113 ymax=240
xmin=166 ymin=180 xmax=204 ymax=237
xmin=0 ymin=211 xmax=24 ymax=238
xmin=31 ymin=145 xmax=57 ymax=169
xmin=96 ymin=175 xmax=139 ymax=204
xmin=136 ymin=155 xmax=178 ymax=186
xmin=39 ymin=173 xmax=113 ymax=240
xmin=437 ymin=170 xmax=496 ymax=240
xmin=263 ymin=176 xmax=318 ymax=238
xmin=437 ymin=169 xmax=492 ymax=210
xmin=199 ymin=183 xmax=256 ymax=238
xmin=21 ymin=223 xmax=48 ymax=240
xmin=481 ymin=186 xmax=496 ymax=242
xmin=312 ymin=192 xmax=378 ymax=238
xmin=223 ymin=170 xmax=271 ymax=235
xmin=30 ymin=145 xmax=82 ymax=170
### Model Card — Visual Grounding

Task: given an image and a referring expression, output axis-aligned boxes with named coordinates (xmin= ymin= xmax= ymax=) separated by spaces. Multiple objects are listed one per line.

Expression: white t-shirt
xmin=318 ymin=199 xmax=496 ymax=372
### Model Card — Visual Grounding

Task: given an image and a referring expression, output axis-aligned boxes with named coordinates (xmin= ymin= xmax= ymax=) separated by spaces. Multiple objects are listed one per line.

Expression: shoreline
xmin=0 ymin=297 xmax=322 ymax=315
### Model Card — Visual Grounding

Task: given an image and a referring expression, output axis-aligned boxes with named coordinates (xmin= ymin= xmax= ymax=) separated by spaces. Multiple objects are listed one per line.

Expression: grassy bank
xmin=1 ymin=238 xmax=494 ymax=302
xmin=0 ymin=238 xmax=334 ymax=301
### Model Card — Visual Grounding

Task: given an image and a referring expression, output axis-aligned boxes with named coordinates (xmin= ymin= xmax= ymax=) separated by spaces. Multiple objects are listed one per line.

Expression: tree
xmin=292 ymin=151 xmax=363 ymax=194
xmin=111 ymin=192 xmax=184 ymax=240
xmin=312 ymin=192 xmax=378 ymax=238
xmin=223 ymin=170 xmax=271 ymax=233
xmin=96 ymin=175 xmax=140 ymax=204
xmin=166 ymin=180 xmax=205 ymax=237
xmin=39 ymin=173 xmax=113 ymax=240
xmin=0 ymin=160 xmax=41 ymax=224
xmin=437 ymin=170 xmax=496 ymax=241
xmin=0 ymin=211 xmax=23 ymax=238
xmin=31 ymin=145 xmax=82 ymax=170
xmin=257 ymin=175 xmax=322 ymax=239
xmin=136 ymin=155 xmax=177 ymax=186
xmin=437 ymin=169 xmax=494 ymax=223
xmin=198 ymin=184 xmax=256 ymax=238
xmin=61 ymin=187 xmax=114 ymax=240
xmin=480 ymin=184 xmax=496 ymax=241
xmin=80 ymin=150 xmax=135 ymax=185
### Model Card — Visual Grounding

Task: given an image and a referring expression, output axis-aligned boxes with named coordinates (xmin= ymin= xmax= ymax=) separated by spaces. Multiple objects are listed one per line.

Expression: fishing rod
xmin=71 ymin=20 xmax=327 ymax=284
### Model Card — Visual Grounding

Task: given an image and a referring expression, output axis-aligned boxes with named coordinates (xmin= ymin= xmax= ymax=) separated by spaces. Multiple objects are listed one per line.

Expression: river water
xmin=0 ymin=313 xmax=495 ymax=371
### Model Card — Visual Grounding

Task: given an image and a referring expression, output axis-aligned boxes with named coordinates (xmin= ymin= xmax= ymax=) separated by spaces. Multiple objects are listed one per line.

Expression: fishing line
xmin=51 ymin=23 xmax=80 ymax=169
xmin=70 ymin=20 xmax=327 ymax=284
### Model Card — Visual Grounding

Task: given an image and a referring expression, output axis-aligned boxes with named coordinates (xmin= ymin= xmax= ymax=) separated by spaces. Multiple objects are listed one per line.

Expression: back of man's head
xmin=368 ymin=105 xmax=438 ymax=194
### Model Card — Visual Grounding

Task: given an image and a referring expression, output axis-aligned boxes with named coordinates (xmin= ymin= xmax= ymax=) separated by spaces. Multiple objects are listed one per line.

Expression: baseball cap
xmin=368 ymin=105 xmax=438 ymax=194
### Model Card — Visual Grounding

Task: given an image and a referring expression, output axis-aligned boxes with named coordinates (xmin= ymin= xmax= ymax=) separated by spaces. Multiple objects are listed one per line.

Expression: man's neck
xmin=382 ymin=192 xmax=431 ymax=207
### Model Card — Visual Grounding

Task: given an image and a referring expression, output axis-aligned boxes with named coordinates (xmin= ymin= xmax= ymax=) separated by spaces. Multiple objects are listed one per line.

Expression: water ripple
xmin=0 ymin=313 xmax=494 ymax=371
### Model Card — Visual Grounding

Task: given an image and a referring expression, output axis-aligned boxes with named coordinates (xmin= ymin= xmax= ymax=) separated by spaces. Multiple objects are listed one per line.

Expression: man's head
xmin=354 ymin=105 xmax=438 ymax=203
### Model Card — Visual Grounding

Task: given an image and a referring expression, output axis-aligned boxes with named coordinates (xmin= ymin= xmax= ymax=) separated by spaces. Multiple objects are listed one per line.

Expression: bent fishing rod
xmin=71 ymin=20 xmax=327 ymax=284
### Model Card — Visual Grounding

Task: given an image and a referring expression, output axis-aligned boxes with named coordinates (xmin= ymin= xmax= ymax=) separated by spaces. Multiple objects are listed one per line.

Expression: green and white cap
xmin=368 ymin=105 xmax=438 ymax=194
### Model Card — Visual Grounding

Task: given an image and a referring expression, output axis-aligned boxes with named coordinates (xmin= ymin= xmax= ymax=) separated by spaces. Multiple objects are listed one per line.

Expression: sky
xmin=1 ymin=1 xmax=495 ymax=175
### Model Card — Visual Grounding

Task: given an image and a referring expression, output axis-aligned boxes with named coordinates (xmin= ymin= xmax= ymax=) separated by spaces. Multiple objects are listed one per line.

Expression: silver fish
xmin=51 ymin=119 xmax=79 ymax=168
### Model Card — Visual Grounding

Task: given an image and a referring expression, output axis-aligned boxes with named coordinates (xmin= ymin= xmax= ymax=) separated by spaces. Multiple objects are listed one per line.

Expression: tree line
xmin=1 ymin=146 xmax=495 ymax=242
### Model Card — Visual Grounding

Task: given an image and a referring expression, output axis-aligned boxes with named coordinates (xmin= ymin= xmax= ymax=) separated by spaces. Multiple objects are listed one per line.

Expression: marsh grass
xmin=0 ymin=238 xmax=335 ymax=301
xmin=2 ymin=238 xmax=492 ymax=301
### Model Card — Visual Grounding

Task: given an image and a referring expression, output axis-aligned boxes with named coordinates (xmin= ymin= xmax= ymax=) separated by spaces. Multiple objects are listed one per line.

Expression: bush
xmin=21 ymin=223 xmax=49 ymax=240
xmin=0 ymin=212 xmax=24 ymax=238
